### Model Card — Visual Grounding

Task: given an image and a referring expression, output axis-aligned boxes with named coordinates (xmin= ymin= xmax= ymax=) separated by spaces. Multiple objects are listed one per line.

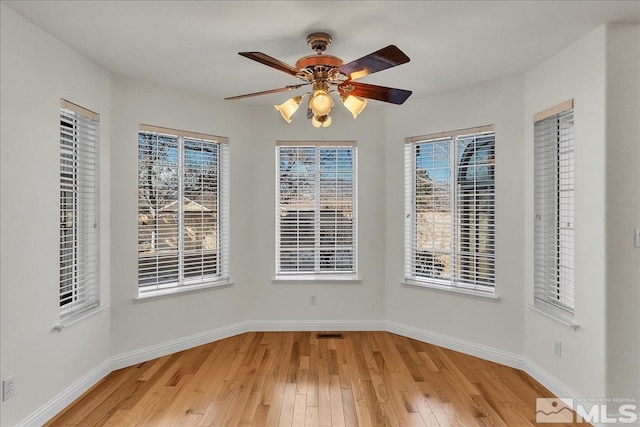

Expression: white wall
xmin=523 ymin=26 xmax=608 ymax=398
xmin=384 ymin=76 xmax=526 ymax=355
xmin=0 ymin=5 xmax=112 ymax=426
xmin=605 ymin=23 xmax=640 ymax=402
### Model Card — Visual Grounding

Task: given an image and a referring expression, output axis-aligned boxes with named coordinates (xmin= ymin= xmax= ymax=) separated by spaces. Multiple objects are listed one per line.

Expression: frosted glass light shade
xmin=309 ymin=90 xmax=333 ymax=116
xmin=341 ymin=95 xmax=368 ymax=119
xmin=274 ymin=96 xmax=302 ymax=123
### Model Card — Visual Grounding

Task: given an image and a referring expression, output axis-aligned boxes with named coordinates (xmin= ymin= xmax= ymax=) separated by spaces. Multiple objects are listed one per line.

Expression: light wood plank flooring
xmin=45 ymin=331 xmax=589 ymax=426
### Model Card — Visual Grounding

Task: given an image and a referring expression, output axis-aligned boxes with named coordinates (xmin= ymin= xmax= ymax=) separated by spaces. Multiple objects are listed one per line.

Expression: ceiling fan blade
xmin=225 ymin=84 xmax=309 ymax=100
xmin=341 ymin=82 xmax=412 ymax=105
xmin=239 ymin=52 xmax=301 ymax=77
xmin=338 ymin=45 xmax=410 ymax=81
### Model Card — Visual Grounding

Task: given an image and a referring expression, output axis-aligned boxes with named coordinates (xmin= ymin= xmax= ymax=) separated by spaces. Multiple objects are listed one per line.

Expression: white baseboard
xmin=17 ymin=359 xmax=111 ymax=427
xmin=523 ymin=357 xmax=581 ymax=401
xmin=386 ymin=322 xmax=605 ymax=425
xmin=386 ymin=321 xmax=588 ymax=405
xmin=110 ymin=321 xmax=248 ymax=371
xmin=18 ymin=322 xmax=249 ymax=427
xmin=109 ymin=319 xmax=385 ymax=371
xmin=18 ymin=319 xmax=384 ymax=425
xmin=385 ymin=320 xmax=525 ymax=370
xmin=247 ymin=319 xmax=386 ymax=332
xmin=20 ymin=319 xmax=586 ymax=427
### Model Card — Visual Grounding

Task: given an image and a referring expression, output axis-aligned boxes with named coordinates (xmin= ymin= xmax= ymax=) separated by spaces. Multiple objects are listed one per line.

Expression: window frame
xmin=533 ymin=100 xmax=575 ymax=318
xmin=275 ymin=141 xmax=358 ymax=280
xmin=137 ymin=124 xmax=230 ymax=299
xmin=404 ymin=126 xmax=496 ymax=295
xmin=59 ymin=99 xmax=100 ymax=321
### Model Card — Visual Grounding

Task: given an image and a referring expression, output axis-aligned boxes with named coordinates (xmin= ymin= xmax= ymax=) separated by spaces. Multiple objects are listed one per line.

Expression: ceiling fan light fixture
xmin=312 ymin=114 xmax=331 ymax=128
xmin=341 ymin=94 xmax=368 ymax=119
xmin=274 ymin=95 xmax=303 ymax=123
xmin=309 ymin=89 xmax=333 ymax=117
xmin=228 ymin=33 xmax=412 ymax=128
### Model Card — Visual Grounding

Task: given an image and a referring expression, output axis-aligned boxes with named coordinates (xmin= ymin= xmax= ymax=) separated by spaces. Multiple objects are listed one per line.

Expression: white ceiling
xmin=4 ymin=1 xmax=640 ymax=105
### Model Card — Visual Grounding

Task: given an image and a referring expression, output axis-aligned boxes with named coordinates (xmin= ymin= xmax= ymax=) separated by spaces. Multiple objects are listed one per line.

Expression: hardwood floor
xmin=45 ymin=332 xmax=589 ymax=426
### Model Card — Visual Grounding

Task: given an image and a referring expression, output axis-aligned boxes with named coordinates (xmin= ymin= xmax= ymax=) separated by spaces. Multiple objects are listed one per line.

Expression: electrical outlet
xmin=310 ymin=294 xmax=317 ymax=305
xmin=553 ymin=340 xmax=562 ymax=358
xmin=634 ymin=228 xmax=640 ymax=248
xmin=2 ymin=376 xmax=15 ymax=401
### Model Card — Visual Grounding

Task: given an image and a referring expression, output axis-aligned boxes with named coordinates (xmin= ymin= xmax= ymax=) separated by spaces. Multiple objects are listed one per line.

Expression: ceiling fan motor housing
xmin=295 ymin=54 xmax=343 ymax=71
xmin=307 ymin=32 xmax=332 ymax=53
xmin=297 ymin=32 xmax=343 ymax=81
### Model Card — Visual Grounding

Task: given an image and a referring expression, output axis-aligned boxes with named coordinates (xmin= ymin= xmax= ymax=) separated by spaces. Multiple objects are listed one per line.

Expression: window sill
xmin=272 ymin=275 xmax=362 ymax=285
xmin=528 ymin=304 xmax=579 ymax=330
xmin=135 ymin=280 xmax=234 ymax=302
xmin=401 ymin=279 xmax=499 ymax=301
xmin=54 ymin=305 xmax=110 ymax=332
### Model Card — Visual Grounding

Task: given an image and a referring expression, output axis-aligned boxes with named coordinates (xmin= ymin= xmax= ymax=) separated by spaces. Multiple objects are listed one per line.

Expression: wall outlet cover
xmin=2 ymin=376 xmax=15 ymax=401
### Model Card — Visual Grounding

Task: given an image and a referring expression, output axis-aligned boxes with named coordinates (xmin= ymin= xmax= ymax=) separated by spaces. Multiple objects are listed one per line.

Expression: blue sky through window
xmin=415 ymin=138 xmax=451 ymax=184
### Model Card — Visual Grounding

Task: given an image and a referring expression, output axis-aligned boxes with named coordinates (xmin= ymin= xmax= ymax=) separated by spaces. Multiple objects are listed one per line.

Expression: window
xmin=276 ymin=141 xmax=357 ymax=277
xmin=534 ymin=100 xmax=574 ymax=315
xmin=404 ymin=126 xmax=495 ymax=292
xmin=59 ymin=100 xmax=100 ymax=319
xmin=137 ymin=125 xmax=229 ymax=297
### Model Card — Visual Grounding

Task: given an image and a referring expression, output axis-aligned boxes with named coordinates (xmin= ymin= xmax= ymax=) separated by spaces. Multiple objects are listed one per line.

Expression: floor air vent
xmin=316 ymin=333 xmax=345 ymax=339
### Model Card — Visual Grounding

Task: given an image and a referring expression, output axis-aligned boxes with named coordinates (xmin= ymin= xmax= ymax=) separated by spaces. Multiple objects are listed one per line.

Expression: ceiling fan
xmin=225 ymin=32 xmax=412 ymax=128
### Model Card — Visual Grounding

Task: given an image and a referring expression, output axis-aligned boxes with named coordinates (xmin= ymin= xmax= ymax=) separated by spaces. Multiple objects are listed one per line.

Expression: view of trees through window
xmin=277 ymin=144 xmax=356 ymax=274
xmin=138 ymin=131 xmax=221 ymax=289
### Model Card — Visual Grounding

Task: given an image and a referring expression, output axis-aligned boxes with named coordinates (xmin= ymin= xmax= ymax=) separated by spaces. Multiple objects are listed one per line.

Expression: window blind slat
xmin=137 ymin=128 xmax=229 ymax=295
xmin=405 ymin=129 xmax=495 ymax=292
xmin=534 ymin=108 xmax=574 ymax=314
xmin=276 ymin=144 xmax=357 ymax=275
xmin=59 ymin=101 xmax=100 ymax=319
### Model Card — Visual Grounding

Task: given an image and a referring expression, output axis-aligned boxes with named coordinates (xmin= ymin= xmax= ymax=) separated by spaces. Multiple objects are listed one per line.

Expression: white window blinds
xmin=404 ymin=127 xmax=495 ymax=292
xmin=276 ymin=141 xmax=357 ymax=276
xmin=534 ymin=101 xmax=575 ymax=314
xmin=59 ymin=99 xmax=100 ymax=319
xmin=137 ymin=125 xmax=229 ymax=297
